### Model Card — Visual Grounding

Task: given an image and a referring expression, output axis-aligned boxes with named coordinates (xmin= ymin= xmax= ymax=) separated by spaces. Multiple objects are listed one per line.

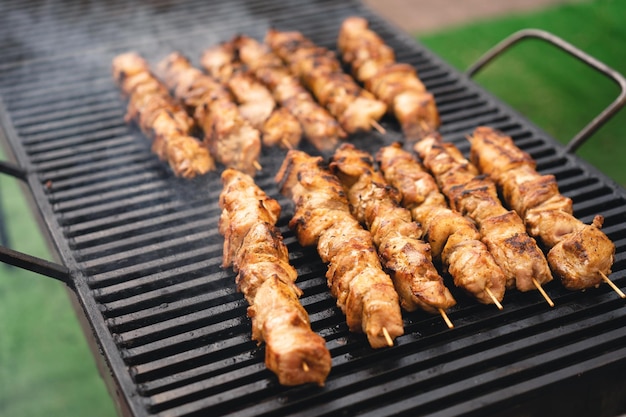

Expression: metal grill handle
xmin=0 ymin=160 xmax=72 ymax=288
xmin=466 ymin=28 xmax=626 ymax=153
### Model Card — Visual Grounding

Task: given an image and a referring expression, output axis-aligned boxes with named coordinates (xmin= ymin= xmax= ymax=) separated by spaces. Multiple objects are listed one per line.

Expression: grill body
xmin=0 ymin=1 xmax=625 ymax=416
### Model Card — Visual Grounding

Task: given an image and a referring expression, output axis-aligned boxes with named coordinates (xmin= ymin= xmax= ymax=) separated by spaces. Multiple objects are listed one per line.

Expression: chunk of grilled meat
xmin=337 ymin=17 xmax=439 ymax=140
xmin=377 ymin=143 xmax=506 ymax=305
xmin=276 ymin=150 xmax=404 ymax=348
xmin=111 ymin=52 xmax=214 ymax=177
xmin=234 ymin=35 xmax=346 ymax=152
xmin=219 ymin=168 xmax=331 ymax=386
xmin=199 ymin=41 xmax=240 ymax=84
xmin=156 ymin=52 xmax=261 ymax=175
xmin=329 ymin=143 xmax=456 ymax=313
xmin=201 ymin=43 xmax=302 ymax=150
xmin=415 ymin=133 xmax=553 ymax=292
xmin=469 ymin=126 xmax=615 ymax=290
xmin=265 ymin=29 xmax=387 ymax=134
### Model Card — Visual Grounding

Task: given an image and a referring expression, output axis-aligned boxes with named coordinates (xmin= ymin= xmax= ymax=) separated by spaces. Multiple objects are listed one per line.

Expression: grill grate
xmin=1 ymin=1 xmax=626 ymax=416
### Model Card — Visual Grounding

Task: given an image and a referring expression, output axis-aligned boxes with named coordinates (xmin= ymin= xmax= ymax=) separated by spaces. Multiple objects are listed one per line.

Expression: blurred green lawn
xmin=0 ymin=150 xmax=117 ymax=417
xmin=0 ymin=0 xmax=624 ymax=416
xmin=420 ymin=0 xmax=626 ymax=186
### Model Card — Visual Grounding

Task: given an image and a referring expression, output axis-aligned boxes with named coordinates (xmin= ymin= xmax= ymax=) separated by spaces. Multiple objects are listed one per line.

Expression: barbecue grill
xmin=1 ymin=0 xmax=625 ymax=416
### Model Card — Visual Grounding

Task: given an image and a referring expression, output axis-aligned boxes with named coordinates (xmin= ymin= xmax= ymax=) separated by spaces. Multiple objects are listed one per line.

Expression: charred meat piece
xmin=201 ymin=43 xmax=302 ymax=150
xmin=330 ymin=143 xmax=456 ymax=314
xmin=112 ymin=52 xmax=214 ymax=177
xmin=337 ymin=17 xmax=439 ymax=140
xmin=234 ymin=35 xmax=345 ymax=152
xmin=415 ymin=133 xmax=553 ymax=292
xmin=156 ymin=52 xmax=261 ymax=175
xmin=469 ymin=126 xmax=615 ymax=290
xmin=276 ymin=150 xmax=404 ymax=348
xmin=266 ymin=29 xmax=387 ymax=134
xmin=219 ymin=168 xmax=331 ymax=386
xmin=377 ymin=143 xmax=506 ymax=305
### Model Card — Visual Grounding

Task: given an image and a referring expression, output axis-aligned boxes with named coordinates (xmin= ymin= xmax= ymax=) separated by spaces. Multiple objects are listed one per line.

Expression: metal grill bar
xmin=1 ymin=1 xmax=625 ymax=416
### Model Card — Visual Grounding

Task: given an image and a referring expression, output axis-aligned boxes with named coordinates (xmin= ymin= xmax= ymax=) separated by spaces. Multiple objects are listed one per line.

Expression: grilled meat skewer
xmin=276 ymin=150 xmax=404 ymax=348
xmin=469 ymin=126 xmax=615 ymax=290
xmin=377 ymin=143 xmax=506 ymax=306
xmin=414 ymin=133 xmax=553 ymax=293
xmin=156 ymin=52 xmax=261 ymax=175
xmin=219 ymin=168 xmax=331 ymax=386
xmin=201 ymin=42 xmax=302 ymax=150
xmin=112 ymin=52 xmax=214 ymax=177
xmin=337 ymin=17 xmax=439 ymax=140
xmin=265 ymin=29 xmax=387 ymax=135
xmin=233 ymin=35 xmax=346 ymax=152
xmin=329 ymin=143 xmax=457 ymax=315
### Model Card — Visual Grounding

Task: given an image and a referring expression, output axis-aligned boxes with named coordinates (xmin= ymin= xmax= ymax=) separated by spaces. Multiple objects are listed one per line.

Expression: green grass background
xmin=0 ymin=0 xmax=624 ymax=415
xmin=0 ymin=156 xmax=117 ymax=417
xmin=420 ymin=0 xmax=626 ymax=186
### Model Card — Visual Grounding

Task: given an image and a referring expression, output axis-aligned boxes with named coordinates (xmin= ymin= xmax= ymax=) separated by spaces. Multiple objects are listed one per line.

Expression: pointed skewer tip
xmin=485 ymin=287 xmax=503 ymax=310
xmin=532 ymin=278 xmax=555 ymax=307
xmin=281 ymin=138 xmax=294 ymax=150
xmin=371 ymin=120 xmax=386 ymax=134
xmin=600 ymin=271 xmax=626 ymax=299
xmin=253 ymin=160 xmax=262 ymax=171
xmin=438 ymin=308 xmax=454 ymax=329
xmin=302 ymin=361 xmax=310 ymax=372
xmin=382 ymin=326 xmax=394 ymax=347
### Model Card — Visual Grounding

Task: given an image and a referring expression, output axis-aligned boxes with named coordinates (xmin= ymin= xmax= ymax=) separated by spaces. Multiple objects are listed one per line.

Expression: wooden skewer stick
xmin=382 ymin=326 xmax=394 ymax=347
xmin=600 ymin=271 xmax=626 ymax=299
xmin=253 ymin=160 xmax=263 ymax=171
xmin=302 ymin=361 xmax=310 ymax=372
xmin=281 ymin=138 xmax=294 ymax=150
xmin=533 ymin=278 xmax=555 ymax=307
xmin=371 ymin=119 xmax=386 ymax=134
xmin=438 ymin=308 xmax=454 ymax=329
xmin=485 ymin=287 xmax=503 ymax=310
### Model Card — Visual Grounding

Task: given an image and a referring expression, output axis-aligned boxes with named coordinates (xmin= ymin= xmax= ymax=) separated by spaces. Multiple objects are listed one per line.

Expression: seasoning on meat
xmin=329 ymin=143 xmax=456 ymax=326
xmin=201 ymin=42 xmax=302 ymax=150
xmin=414 ymin=133 xmax=555 ymax=303
xmin=469 ymin=126 xmax=619 ymax=294
xmin=111 ymin=52 xmax=214 ymax=177
xmin=337 ymin=16 xmax=440 ymax=140
xmin=233 ymin=35 xmax=346 ymax=152
xmin=276 ymin=150 xmax=404 ymax=348
xmin=219 ymin=168 xmax=332 ymax=386
xmin=377 ymin=143 xmax=506 ymax=308
xmin=156 ymin=52 xmax=261 ymax=175
xmin=265 ymin=29 xmax=387 ymax=135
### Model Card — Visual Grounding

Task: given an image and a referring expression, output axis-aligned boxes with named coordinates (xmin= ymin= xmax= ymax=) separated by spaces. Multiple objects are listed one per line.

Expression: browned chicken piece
xmin=329 ymin=143 xmax=456 ymax=315
xmin=337 ymin=16 xmax=395 ymax=82
xmin=276 ymin=150 xmax=404 ymax=348
xmin=156 ymin=52 xmax=261 ymax=175
xmin=228 ymin=71 xmax=276 ymax=128
xmin=265 ymin=29 xmax=387 ymax=134
xmin=469 ymin=126 xmax=615 ymax=290
xmin=201 ymin=43 xmax=302 ymax=150
xmin=261 ymin=107 xmax=301 ymax=149
xmin=199 ymin=41 xmax=240 ymax=83
xmin=337 ymin=16 xmax=440 ymax=140
xmin=111 ymin=52 xmax=214 ymax=178
xmin=377 ymin=143 xmax=507 ymax=305
xmin=219 ymin=168 xmax=331 ymax=386
xmin=218 ymin=169 xmax=281 ymax=268
xmin=415 ymin=133 xmax=553 ymax=293
xmin=234 ymin=35 xmax=346 ymax=152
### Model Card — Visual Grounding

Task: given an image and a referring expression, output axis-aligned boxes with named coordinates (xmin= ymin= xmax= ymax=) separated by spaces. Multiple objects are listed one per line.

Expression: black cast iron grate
xmin=1 ymin=1 xmax=625 ymax=416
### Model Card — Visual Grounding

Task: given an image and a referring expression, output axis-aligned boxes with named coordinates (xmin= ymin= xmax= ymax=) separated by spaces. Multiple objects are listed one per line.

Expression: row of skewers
xmin=111 ymin=16 xmax=621 ymax=387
